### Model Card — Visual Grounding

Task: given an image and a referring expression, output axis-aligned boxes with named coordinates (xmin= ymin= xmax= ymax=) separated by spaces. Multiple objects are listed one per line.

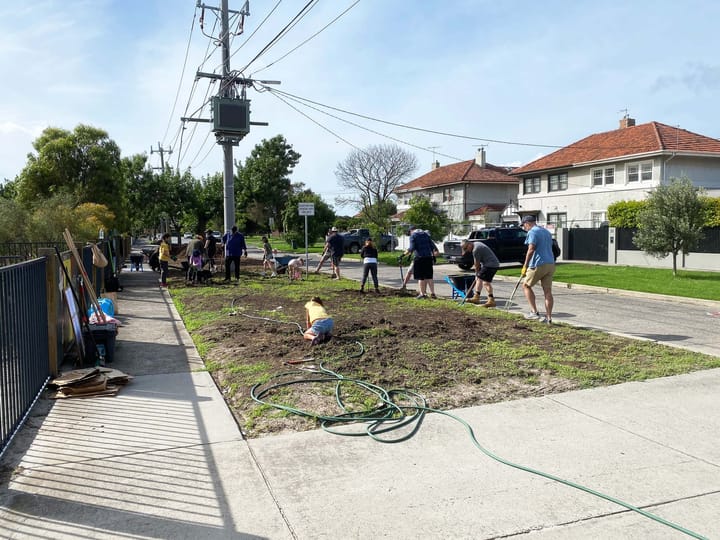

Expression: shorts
xmin=477 ymin=267 xmax=498 ymax=283
xmin=524 ymin=264 xmax=555 ymax=289
xmin=413 ymin=256 xmax=433 ymax=280
xmin=309 ymin=317 xmax=334 ymax=336
xmin=331 ymin=254 xmax=343 ymax=265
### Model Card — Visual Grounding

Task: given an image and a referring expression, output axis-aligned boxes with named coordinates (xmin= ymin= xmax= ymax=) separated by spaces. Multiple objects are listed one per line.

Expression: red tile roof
xmin=396 ymin=159 xmax=517 ymax=191
xmin=467 ymin=204 xmax=507 ymax=216
xmin=512 ymin=122 xmax=720 ymax=175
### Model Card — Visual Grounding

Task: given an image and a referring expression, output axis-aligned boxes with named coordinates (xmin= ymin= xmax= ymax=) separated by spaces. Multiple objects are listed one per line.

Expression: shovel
xmin=505 ymin=275 xmax=524 ymax=311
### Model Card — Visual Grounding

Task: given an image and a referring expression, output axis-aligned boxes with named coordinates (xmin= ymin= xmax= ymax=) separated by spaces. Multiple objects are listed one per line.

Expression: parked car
xmin=340 ymin=228 xmax=397 ymax=253
xmin=183 ymin=232 xmax=193 ymax=239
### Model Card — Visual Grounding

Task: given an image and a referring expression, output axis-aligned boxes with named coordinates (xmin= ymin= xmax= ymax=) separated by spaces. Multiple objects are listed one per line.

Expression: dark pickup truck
xmin=444 ymin=227 xmax=560 ymax=270
xmin=443 ymin=227 xmax=529 ymax=269
xmin=341 ymin=228 xmax=398 ymax=254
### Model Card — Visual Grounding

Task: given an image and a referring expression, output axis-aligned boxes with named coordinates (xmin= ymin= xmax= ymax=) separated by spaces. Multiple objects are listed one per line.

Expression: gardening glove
xmin=521 ymin=265 xmax=527 ymax=277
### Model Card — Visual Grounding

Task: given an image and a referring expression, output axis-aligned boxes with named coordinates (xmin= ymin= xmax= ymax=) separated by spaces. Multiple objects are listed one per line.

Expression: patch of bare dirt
xmin=169 ymin=257 xmax=711 ymax=439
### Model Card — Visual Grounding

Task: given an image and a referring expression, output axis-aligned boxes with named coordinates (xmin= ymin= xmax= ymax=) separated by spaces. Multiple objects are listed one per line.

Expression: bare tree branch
xmin=334 ymin=144 xmax=417 ymax=224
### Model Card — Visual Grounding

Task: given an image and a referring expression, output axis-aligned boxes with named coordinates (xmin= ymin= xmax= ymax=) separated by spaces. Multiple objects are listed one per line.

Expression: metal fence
xmin=616 ymin=227 xmax=720 ymax=252
xmin=0 ymin=258 xmax=50 ymax=455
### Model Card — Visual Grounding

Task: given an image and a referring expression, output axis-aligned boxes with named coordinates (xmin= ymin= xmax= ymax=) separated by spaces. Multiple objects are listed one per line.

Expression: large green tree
xmin=281 ymin=184 xmax=335 ymax=246
xmin=633 ymin=177 xmax=705 ymax=275
xmin=402 ymin=195 xmax=450 ymax=240
xmin=335 ymin=144 xmax=417 ymax=231
xmin=236 ymin=135 xmax=300 ymax=231
xmin=16 ymin=124 xmax=128 ymax=230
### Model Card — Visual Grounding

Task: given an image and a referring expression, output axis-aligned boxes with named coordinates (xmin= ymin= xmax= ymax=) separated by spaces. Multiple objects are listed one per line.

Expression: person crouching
xmin=304 ymin=296 xmax=334 ymax=345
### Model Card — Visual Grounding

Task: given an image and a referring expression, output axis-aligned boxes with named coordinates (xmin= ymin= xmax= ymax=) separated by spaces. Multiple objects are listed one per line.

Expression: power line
xmin=250 ymin=0 xmax=361 ymax=76
xmin=264 ymin=85 xmax=465 ymax=162
xmin=269 ymin=87 xmax=561 ymax=150
xmin=229 ymin=0 xmax=284 ymax=62
xmin=237 ymin=0 xmax=319 ymax=74
xmin=161 ymin=8 xmax=198 ymax=146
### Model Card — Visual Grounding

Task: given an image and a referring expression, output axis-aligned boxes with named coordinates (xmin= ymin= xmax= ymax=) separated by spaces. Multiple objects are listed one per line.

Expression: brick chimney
xmin=475 ymin=148 xmax=486 ymax=167
xmin=431 ymin=160 xmax=440 ymax=170
xmin=619 ymin=116 xmax=636 ymax=129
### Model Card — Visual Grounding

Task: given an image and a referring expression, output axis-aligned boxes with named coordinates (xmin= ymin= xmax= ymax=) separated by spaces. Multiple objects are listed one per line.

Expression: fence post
xmin=39 ymin=248 xmax=60 ymax=376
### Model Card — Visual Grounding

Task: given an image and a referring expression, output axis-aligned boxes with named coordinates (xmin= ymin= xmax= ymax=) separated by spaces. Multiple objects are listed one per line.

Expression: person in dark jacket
xmin=401 ymin=226 xmax=439 ymax=299
xmin=223 ymin=226 xmax=248 ymax=281
xmin=204 ymin=229 xmax=218 ymax=272
xmin=327 ymin=227 xmax=345 ymax=280
xmin=359 ymin=238 xmax=380 ymax=293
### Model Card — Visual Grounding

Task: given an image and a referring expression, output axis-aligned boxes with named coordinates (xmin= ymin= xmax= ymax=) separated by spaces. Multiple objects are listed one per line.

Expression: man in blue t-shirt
xmin=520 ymin=215 xmax=556 ymax=323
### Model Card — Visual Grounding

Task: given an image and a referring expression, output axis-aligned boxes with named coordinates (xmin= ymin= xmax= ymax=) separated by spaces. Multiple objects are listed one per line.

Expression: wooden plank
xmin=63 ymin=228 xmax=106 ymax=324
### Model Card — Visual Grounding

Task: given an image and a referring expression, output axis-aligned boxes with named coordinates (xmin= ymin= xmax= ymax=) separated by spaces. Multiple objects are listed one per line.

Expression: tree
xmin=235 ymin=135 xmax=300 ymax=231
xmin=16 ymin=125 xmax=128 ymax=230
xmin=281 ymin=184 xmax=335 ymax=247
xmin=335 ymin=144 xmax=417 ymax=230
xmin=402 ymin=195 xmax=450 ymax=240
xmin=633 ymin=177 xmax=705 ymax=275
xmin=0 ymin=198 xmax=28 ymax=242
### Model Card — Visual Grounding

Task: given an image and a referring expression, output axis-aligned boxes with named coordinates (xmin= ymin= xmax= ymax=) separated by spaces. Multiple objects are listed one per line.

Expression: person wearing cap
xmin=204 ymin=229 xmax=218 ymax=272
xmin=520 ymin=215 xmax=555 ymax=323
xmin=327 ymin=226 xmax=345 ymax=280
xmin=401 ymin=225 xmax=439 ymax=299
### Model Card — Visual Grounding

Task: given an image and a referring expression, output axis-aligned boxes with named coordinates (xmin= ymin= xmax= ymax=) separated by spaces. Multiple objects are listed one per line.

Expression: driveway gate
xmin=568 ymin=228 xmax=608 ymax=261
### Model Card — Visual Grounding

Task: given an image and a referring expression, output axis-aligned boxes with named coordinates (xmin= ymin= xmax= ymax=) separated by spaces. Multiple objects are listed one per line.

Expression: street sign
xmin=298 ymin=202 xmax=315 ymax=216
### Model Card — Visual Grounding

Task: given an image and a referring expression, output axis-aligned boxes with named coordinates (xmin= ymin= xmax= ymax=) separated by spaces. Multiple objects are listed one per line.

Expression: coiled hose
xmin=243 ymin=309 xmax=707 ymax=538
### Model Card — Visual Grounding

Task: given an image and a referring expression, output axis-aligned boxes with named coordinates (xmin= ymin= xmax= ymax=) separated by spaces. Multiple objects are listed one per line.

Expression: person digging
xmin=460 ymin=239 xmax=500 ymax=307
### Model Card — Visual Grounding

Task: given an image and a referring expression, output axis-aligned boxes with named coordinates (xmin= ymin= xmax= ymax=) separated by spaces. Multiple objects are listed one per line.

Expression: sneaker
xmin=415 ymin=294 xmax=427 ymax=299
xmin=359 ymin=289 xmax=365 ymax=294
xmin=270 ymin=272 xmax=277 ymax=277
xmin=430 ymin=293 xmax=437 ymax=299
xmin=542 ymin=317 xmax=553 ymax=324
xmin=332 ymin=276 xmax=340 ymax=280
xmin=524 ymin=311 xmax=542 ymax=320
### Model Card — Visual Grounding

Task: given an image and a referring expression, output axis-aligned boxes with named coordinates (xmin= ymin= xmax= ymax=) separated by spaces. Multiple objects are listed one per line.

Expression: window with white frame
xmin=523 ymin=176 xmax=541 ymax=194
xmin=627 ymin=162 xmax=652 ymax=182
xmin=547 ymin=212 xmax=567 ymax=228
xmin=641 ymin=162 xmax=652 ymax=181
xmin=548 ymin=172 xmax=568 ymax=192
xmin=592 ymin=167 xmax=615 ymax=186
xmin=591 ymin=212 xmax=607 ymax=228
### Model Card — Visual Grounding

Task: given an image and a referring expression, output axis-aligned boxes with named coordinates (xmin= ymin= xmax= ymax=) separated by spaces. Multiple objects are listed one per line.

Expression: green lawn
xmin=497 ymin=263 xmax=720 ymax=301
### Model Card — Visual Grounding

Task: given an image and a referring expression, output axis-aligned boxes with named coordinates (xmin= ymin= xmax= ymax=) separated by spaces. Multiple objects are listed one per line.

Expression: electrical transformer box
xmin=212 ymin=97 xmax=250 ymax=135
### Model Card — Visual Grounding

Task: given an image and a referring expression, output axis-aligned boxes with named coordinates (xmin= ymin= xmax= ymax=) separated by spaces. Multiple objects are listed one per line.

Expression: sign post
xmin=297 ymin=203 xmax=315 ymax=276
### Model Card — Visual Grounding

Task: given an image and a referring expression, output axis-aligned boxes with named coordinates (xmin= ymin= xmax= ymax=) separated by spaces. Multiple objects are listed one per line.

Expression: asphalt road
xmin=308 ymin=253 xmax=720 ymax=358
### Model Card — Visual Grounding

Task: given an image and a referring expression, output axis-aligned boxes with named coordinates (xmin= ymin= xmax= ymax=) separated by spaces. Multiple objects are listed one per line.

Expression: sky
xmin=2 ymin=0 xmax=720 ymax=215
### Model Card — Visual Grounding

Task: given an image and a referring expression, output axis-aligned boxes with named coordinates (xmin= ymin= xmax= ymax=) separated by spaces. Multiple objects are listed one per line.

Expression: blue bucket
xmin=88 ymin=297 xmax=115 ymax=318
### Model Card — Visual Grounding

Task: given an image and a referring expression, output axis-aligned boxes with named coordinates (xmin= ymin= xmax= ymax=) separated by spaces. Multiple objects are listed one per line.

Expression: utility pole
xmin=150 ymin=142 xmax=172 ymax=170
xmin=187 ymin=1 xmax=274 ymax=236
xmin=220 ymin=0 xmax=235 ymax=236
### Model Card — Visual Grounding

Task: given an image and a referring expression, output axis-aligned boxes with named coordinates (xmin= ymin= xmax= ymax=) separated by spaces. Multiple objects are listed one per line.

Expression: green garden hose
xmin=244 ymin=309 xmax=707 ymax=539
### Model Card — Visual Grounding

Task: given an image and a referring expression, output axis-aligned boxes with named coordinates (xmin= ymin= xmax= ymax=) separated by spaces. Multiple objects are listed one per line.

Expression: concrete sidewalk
xmin=0 ymin=254 xmax=718 ymax=539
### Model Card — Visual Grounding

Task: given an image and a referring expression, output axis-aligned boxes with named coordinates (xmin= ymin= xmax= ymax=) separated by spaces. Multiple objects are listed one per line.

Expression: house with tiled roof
xmin=510 ymin=117 xmax=720 ymax=228
xmin=393 ymin=149 xmax=519 ymax=226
